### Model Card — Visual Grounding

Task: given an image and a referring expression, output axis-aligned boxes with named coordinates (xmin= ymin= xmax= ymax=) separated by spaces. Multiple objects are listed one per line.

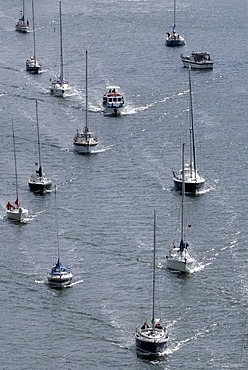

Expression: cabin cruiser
xmin=102 ymin=86 xmax=125 ymax=116
xmin=181 ymin=52 xmax=214 ymax=69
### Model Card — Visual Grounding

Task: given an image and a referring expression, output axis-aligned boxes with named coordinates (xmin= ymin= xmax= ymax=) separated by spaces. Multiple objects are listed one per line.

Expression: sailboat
xmin=173 ymin=68 xmax=205 ymax=194
xmin=135 ymin=210 xmax=169 ymax=355
xmin=28 ymin=100 xmax=52 ymax=194
xmin=16 ymin=0 xmax=29 ymax=33
xmin=6 ymin=119 xmax=28 ymax=222
xmin=167 ymin=143 xmax=195 ymax=273
xmin=47 ymin=186 xmax=73 ymax=288
xmin=165 ymin=0 xmax=185 ymax=47
xmin=26 ymin=0 xmax=41 ymax=74
xmin=74 ymin=50 xmax=99 ymax=154
xmin=49 ymin=1 xmax=70 ymax=97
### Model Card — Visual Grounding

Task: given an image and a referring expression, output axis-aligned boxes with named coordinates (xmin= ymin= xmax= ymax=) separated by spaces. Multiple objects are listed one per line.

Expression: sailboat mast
xmin=173 ymin=0 xmax=176 ymax=31
xmin=32 ymin=0 xmax=36 ymax=61
xmin=12 ymin=119 xmax=19 ymax=202
xmin=55 ymin=186 xmax=60 ymax=263
xmin=180 ymin=143 xmax=185 ymax=254
xmin=59 ymin=1 xmax=64 ymax=81
xmin=189 ymin=127 xmax=192 ymax=177
xmin=22 ymin=0 xmax=25 ymax=20
xmin=152 ymin=209 xmax=156 ymax=332
xmin=85 ymin=50 xmax=88 ymax=130
xmin=35 ymin=100 xmax=42 ymax=176
xmin=189 ymin=68 xmax=197 ymax=179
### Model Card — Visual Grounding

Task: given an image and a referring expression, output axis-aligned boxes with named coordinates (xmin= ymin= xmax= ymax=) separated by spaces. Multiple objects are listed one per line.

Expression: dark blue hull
xmin=135 ymin=337 xmax=168 ymax=355
xmin=166 ymin=39 xmax=185 ymax=47
xmin=29 ymin=182 xmax=52 ymax=194
xmin=173 ymin=178 xmax=205 ymax=195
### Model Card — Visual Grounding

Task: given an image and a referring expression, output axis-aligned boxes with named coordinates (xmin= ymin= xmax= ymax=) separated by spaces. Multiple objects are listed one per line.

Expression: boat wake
xmin=66 ymin=90 xmax=78 ymax=97
xmin=196 ymin=186 xmax=212 ymax=195
xmin=189 ymin=262 xmax=205 ymax=273
xmin=121 ymin=104 xmax=152 ymax=115
xmin=35 ymin=279 xmax=45 ymax=284
xmin=167 ymin=321 xmax=220 ymax=357
xmin=120 ymin=89 xmax=189 ymax=116
xmin=157 ymin=89 xmax=189 ymax=106
xmin=66 ymin=279 xmax=84 ymax=287
xmin=24 ymin=210 xmax=44 ymax=222
xmin=90 ymin=148 xmax=106 ymax=153
xmin=35 ymin=279 xmax=83 ymax=287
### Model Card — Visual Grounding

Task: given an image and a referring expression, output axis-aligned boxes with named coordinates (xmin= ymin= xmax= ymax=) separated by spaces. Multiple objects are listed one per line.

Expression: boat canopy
xmin=106 ymin=86 xmax=120 ymax=92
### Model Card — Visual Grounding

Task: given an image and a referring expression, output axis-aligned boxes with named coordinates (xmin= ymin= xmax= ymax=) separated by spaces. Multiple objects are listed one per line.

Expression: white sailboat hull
xmin=49 ymin=81 xmax=70 ymax=97
xmin=6 ymin=207 xmax=28 ymax=222
xmin=74 ymin=134 xmax=99 ymax=154
xmin=166 ymin=249 xmax=194 ymax=273
xmin=74 ymin=143 xmax=98 ymax=154
xmin=47 ymin=272 xmax=73 ymax=288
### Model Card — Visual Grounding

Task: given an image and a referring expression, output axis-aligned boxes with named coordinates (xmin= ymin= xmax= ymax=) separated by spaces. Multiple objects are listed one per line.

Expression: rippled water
xmin=0 ymin=0 xmax=247 ymax=369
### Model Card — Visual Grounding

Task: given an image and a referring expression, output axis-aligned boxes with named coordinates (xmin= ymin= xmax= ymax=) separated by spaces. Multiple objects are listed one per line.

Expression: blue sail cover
xmin=51 ymin=259 xmax=71 ymax=274
xmin=179 ymin=240 xmax=184 ymax=252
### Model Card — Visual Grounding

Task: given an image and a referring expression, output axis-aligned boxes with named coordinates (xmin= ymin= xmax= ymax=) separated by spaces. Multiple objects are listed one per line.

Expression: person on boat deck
xmin=141 ymin=322 xmax=149 ymax=329
xmin=155 ymin=322 xmax=163 ymax=329
xmin=6 ymin=202 xmax=14 ymax=210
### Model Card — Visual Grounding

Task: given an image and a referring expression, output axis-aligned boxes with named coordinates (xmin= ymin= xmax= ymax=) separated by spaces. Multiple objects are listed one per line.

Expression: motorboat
xmin=6 ymin=119 xmax=28 ymax=222
xmin=181 ymin=52 xmax=214 ymax=69
xmin=167 ymin=143 xmax=195 ymax=273
xmin=102 ymin=86 xmax=125 ymax=116
xmin=28 ymin=100 xmax=52 ymax=194
xmin=74 ymin=50 xmax=99 ymax=154
xmin=16 ymin=0 xmax=29 ymax=33
xmin=49 ymin=1 xmax=71 ymax=97
xmin=172 ymin=68 xmax=205 ymax=195
xmin=165 ymin=0 xmax=185 ymax=47
xmin=135 ymin=211 xmax=169 ymax=355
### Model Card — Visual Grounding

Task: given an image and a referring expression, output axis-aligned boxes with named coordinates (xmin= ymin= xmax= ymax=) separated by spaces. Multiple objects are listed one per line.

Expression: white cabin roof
xmin=106 ymin=86 xmax=120 ymax=90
